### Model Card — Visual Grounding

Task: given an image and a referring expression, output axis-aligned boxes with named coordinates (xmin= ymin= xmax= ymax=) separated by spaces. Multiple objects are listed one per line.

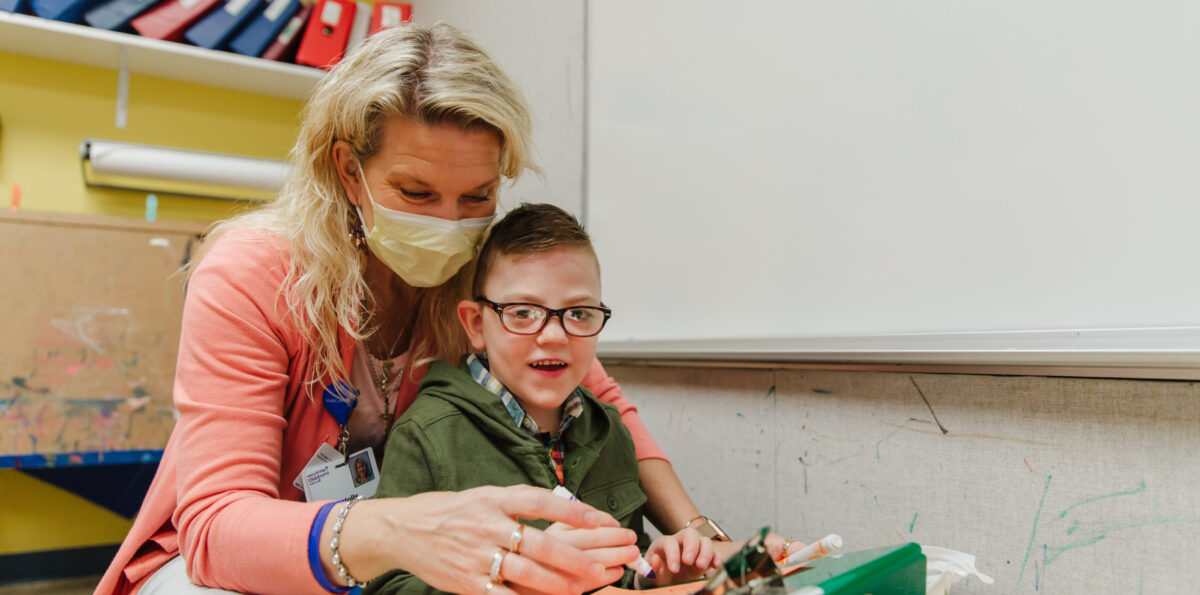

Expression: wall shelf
xmin=0 ymin=12 xmax=323 ymax=100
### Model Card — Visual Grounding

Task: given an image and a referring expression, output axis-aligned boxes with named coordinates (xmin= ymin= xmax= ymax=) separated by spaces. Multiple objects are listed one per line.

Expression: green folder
xmin=783 ymin=543 xmax=925 ymax=595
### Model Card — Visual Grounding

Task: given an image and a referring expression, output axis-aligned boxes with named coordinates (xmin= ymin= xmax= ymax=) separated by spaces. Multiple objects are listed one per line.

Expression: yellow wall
xmin=0 ymin=50 xmax=306 ymax=556
xmin=0 ymin=50 xmax=304 ymax=221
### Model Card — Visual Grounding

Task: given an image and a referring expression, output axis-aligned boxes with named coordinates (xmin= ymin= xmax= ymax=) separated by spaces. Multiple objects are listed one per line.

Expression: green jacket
xmin=365 ymin=359 xmax=648 ymax=595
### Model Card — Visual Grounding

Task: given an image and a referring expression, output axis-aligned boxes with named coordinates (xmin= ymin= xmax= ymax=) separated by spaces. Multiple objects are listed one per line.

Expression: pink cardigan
xmin=96 ymin=231 xmax=666 ymax=595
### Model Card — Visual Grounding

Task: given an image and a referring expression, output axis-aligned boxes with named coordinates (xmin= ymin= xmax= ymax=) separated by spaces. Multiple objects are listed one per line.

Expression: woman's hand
xmin=643 ymin=527 xmax=720 ymax=586
xmin=329 ymin=485 xmax=621 ymax=595
xmin=763 ymin=531 xmax=800 ymax=563
xmin=544 ymin=522 xmax=640 ymax=574
xmin=504 ymin=523 xmax=639 ymax=594
xmin=709 ymin=530 xmax=798 ymax=565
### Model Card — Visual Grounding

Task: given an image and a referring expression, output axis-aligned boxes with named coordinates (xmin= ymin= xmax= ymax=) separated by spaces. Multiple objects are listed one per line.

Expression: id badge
xmin=294 ymin=443 xmax=342 ymax=490
xmin=299 ymin=446 xmax=380 ymax=501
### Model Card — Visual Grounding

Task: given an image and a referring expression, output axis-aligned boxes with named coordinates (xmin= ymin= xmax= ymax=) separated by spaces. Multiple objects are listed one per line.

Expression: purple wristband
xmin=309 ymin=500 xmax=351 ymax=593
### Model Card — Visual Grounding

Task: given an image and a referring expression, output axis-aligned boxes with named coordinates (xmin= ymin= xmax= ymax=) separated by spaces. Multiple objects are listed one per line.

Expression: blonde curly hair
xmin=196 ymin=22 xmax=536 ymax=387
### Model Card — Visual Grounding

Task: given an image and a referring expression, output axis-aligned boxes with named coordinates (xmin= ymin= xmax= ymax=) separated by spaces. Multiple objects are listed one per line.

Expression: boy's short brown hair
xmin=472 ymin=203 xmax=598 ymax=297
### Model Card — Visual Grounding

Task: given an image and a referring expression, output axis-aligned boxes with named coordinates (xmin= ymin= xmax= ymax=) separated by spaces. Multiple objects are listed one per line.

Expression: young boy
xmin=367 ymin=204 xmax=716 ymax=594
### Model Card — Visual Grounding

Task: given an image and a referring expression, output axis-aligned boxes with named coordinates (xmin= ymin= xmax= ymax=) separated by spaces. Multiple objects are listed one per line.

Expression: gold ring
xmin=781 ymin=537 xmax=798 ymax=560
xmin=509 ymin=524 xmax=525 ymax=555
xmin=489 ymin=548 xmax=508 ymax=583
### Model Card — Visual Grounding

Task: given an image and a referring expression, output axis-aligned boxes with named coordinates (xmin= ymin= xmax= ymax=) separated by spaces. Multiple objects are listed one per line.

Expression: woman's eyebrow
xmin=390 ymin=174 xmax=432 ymax=187
xmin=469 ymin=178 xmax=501 ymax=192
xmin=389 ymin=176 xmax=498 ymax=192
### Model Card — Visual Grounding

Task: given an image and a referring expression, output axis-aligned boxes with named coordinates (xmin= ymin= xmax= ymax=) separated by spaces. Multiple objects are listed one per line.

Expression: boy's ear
xmin=457 ymin=300 xmax=488 ymax=352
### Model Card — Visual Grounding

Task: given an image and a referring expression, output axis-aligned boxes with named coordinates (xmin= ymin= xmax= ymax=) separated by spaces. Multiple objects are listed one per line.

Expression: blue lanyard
xmin=322 ymin=381 xmax=358 ymax=455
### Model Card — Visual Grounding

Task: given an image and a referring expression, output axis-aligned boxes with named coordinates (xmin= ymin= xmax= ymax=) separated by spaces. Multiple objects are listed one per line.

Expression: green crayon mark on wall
xmin=1015 ymin=474 xmax=1052 ymax=593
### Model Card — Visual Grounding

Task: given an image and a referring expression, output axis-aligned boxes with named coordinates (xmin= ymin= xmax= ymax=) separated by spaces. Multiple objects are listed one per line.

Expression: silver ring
xmin=489 ymin=548 xmax=508 ymax=582
xmin=509 ymin=524 xmax=525 ymax=555
xmin=485 ymin=580 xmax=498 ymax=593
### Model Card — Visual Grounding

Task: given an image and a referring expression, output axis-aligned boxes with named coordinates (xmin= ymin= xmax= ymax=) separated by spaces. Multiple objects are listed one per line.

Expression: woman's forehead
xmin=372 ymin=117 xmax=502 ymax=175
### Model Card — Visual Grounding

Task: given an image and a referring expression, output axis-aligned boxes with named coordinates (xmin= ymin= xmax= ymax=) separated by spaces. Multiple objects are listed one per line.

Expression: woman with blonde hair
xmin=97 ymin=22 xmax=724 ymax=595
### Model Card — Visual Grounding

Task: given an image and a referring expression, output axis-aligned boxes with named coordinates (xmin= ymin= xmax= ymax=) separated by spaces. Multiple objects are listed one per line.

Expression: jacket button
xmin=607 ymin=495 xmax=619 ymax=511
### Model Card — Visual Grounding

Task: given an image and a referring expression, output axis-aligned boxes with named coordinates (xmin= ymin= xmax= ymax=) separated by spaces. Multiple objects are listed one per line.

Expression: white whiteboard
xmin=586 ymin=0 xmax=1200 ymax=363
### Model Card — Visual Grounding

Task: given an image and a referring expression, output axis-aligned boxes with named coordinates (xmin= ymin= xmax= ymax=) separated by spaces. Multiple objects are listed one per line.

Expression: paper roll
xmin=81 ymin=139 xmax=289 ymax=201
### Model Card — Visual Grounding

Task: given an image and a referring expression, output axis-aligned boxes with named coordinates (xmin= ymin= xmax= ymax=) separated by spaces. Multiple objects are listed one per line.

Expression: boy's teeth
xmin=530 ymin=360 xmax=566 ymax=369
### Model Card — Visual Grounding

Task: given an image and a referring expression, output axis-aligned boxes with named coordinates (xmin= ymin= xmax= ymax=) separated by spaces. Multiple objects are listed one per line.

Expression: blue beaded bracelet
xmin=309 ymin=500 xmax=351 ymax=594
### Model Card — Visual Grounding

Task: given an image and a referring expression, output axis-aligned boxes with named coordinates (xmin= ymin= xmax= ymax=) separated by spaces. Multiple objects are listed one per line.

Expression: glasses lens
xmin=500 ymin=304 xmax=547 ymax=334
xmin=562 ymin=307 xmax=605 ymax=336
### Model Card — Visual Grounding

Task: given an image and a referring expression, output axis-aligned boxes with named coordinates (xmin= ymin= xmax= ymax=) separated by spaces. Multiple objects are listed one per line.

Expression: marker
xmin=781 ymin=534 xmax=842 ymax=566
xmin=551 ymin=485 xmax=656 ymax=579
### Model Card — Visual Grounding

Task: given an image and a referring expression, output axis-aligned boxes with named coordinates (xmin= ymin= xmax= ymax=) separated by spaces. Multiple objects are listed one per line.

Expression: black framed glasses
xmin=475 ymin=297 xmax=612 ymax=337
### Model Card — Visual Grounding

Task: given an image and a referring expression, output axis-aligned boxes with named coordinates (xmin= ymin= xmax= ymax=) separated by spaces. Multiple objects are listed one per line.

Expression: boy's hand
xmin=644 ymin=528 xmax=721 ymax=586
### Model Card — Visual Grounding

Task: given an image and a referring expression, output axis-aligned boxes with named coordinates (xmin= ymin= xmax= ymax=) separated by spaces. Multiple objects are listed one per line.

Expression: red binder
xmin=295 ymin=0 xmax=355 ymax=70
xmin=261 ymin=1 xmax=312 ymax=62
xmin=131 ymin=0 xmax=223 ymax=41
xmin=368 ymin=1 xmax=409 ymax=35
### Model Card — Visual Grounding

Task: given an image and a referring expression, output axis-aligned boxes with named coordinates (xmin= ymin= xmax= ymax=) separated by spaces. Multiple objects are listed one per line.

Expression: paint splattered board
xmin=0 ymin=211 xmax=207 ymax=467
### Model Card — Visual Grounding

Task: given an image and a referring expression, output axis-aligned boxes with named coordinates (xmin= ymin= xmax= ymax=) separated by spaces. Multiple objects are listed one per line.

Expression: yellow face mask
xmin=355 ymin=162 xmax=493 ymax=287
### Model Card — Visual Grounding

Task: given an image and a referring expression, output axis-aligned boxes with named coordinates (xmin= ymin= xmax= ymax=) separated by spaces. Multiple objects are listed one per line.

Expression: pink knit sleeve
xmin=581 ymin=358 xmax=668 ymax=462
xmin=169 ymin=234 xmax=330 ymax=594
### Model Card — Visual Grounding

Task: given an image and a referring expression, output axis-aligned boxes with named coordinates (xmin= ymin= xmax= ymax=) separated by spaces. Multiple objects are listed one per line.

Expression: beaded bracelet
xmin=307 ymin=501 xmax=349 ymax=593
xmin=330 ymin=494 xmax=365 ymax=588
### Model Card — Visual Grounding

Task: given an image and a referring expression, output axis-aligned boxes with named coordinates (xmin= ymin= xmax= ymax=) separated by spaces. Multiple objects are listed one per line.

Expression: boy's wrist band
xmin=331 ymin=494 xmax=366 ymax=588
xmin=308 ymin=500 xmax=351 ymax=593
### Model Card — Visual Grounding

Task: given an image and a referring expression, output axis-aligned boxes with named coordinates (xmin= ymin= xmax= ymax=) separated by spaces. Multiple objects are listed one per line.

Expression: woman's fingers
xmin=545 ymin=524 xmax=638 ymax=550
xmin=763 ymin=531 xmax=790 ymax=561
xmin=494 ymin=485 xmax=617 ymax=529
xmin=500 ymin=546 xmax=625 ymax=594
xmin=513 ymin=522 xmax=605 ymax=580
xmin=506 ymin=564 xmax=624 ymax=595
xmin=497 ymin=550 xmax=583 ymax=595
xmin=581 ymin=545 xmax=641 ymax=570
xmin=482 ymin=575 xmax=522 ymax=595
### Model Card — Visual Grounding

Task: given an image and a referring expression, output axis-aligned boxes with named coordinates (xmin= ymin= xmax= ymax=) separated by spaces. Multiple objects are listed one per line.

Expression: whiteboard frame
xmin=597 ymin=327 xmax=1200 ymax=380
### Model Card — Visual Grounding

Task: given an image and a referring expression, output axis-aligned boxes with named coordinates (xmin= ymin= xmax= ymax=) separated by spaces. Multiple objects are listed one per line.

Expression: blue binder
xmin=30 ymin=0 xmax=102 ymax=22
xmin=228 ymin=0 xmax=299 ymax=57
xmin=84 ymin=0 xmax=161 ymax=30
xmin=1 ymin=0 xmax=30 ymax=13
xmin=183 ymin=0 xmax=266 ymax=50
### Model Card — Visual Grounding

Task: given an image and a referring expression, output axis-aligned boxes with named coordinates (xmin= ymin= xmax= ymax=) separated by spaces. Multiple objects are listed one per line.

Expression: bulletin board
xmin=0 ymin=211 xmax=207 ymax=467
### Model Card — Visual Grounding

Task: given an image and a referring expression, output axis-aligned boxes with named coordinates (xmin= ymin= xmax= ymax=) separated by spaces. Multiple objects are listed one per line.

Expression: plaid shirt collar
xmin=466 ymin=353 xmax=583 ymax=438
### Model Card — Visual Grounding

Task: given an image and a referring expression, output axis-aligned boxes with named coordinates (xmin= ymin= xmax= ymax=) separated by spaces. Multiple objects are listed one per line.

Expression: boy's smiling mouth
xmin=529 ymin=359 xmax=568 ymax=371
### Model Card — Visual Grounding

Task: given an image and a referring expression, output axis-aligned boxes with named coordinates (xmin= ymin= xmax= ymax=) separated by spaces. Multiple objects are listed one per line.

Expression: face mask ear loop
xmin=354 ymin=159 xmax=372 ymax=233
